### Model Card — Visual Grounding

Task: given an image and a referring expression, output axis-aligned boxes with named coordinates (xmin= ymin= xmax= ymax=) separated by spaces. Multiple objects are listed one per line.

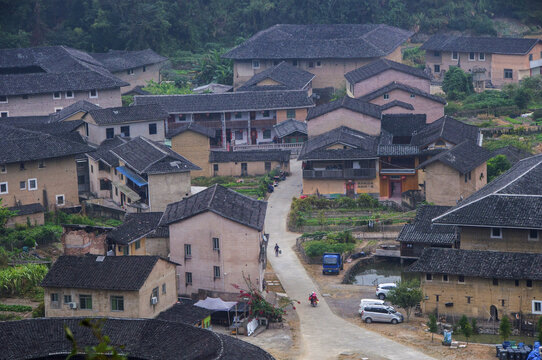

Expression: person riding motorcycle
xmin=309 ymin=292 xmax=319 ymax=306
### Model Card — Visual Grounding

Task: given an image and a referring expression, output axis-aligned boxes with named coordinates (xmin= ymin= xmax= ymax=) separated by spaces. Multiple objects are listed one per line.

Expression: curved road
xmin=266 ymin=160 xmax=434 ymax=360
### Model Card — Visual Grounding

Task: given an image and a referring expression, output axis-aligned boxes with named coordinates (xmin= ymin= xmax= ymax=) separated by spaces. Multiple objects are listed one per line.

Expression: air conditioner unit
xmin=69 ymin=302 xmax=78 ymax=310
xmin=151 ymin=297 xmax=158 ymax=305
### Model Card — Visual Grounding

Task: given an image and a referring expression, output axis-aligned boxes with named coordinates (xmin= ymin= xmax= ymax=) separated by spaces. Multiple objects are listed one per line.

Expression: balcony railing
xmin=380 ymin=168 xmax=416 ymax=175
xmin=303 ymin=168 xmax=376 ymax=179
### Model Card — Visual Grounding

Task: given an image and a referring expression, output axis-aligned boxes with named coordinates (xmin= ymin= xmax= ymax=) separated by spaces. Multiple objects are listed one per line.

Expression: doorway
xmin=241 ymin=163 xmax=248 ymax=176
xmin=490 ymin=305 xmax=499 ymax=321
xmin=389 ymin=180 xmax=402 ymax=198
xmin=345 ymin=181 xmax=355 ymax=198
xmin=250 ymin=129 xmax=258 ymax=145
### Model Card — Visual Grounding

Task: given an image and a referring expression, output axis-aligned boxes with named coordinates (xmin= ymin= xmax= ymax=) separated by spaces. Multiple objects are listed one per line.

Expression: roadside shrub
xmin=303 ymin=240 xmax=355 ymax=257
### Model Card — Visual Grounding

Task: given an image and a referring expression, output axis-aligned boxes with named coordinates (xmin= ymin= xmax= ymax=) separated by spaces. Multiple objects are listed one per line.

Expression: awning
xmin=116 ymin=166 xmax=147 ymax=187
xmin=194 ymin=297 xmax=237 ymax=311
xmin=112 ymin=181 xmax=141 ymax=202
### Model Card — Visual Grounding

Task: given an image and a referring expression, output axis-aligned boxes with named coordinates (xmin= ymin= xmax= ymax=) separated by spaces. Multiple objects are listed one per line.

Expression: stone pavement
xmin=266 ymin=160 xmax=435 ymax=360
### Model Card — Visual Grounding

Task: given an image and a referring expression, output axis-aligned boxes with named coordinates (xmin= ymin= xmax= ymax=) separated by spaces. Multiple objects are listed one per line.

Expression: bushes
xmin=0 ymin=224 xmax=62 ymax=250
xmin=291 ymin=195 xmax=380 ymax=213
xmin=32 ymin=302 xmax=44 ymax=318
xmin=403 ymin=47 xmax=425 ymax=69
xmin=303 ymin=241 xmax=355 ymax=258
xmin=442 ymin=66 xmax=474 ymax=100
xmin=0 ymin=303 xmax=32 ymax=312
xmin=0 ymin=264 xmax=48 ymax=297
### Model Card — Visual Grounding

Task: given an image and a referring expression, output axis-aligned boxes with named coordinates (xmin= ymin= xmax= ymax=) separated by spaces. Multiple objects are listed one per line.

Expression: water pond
xmin=351 ymin=259 xmax=416 ymax=286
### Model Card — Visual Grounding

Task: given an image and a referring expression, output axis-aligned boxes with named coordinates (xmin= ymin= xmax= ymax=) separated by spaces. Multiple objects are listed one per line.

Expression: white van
xmin=358 ymin=299 xmax=385 ymax=315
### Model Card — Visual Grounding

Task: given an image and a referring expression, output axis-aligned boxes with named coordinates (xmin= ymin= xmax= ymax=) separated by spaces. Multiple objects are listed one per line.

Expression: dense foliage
xmin=0 ymin=303 xmax=33 ymax=312
xmin=0 ymin=264 xmax=48 ymax=297
xmin=442 ymin=66 xmax=474 ymax=100
xmin=499 ymin=315 xmax=512 ymax=341
xmin=386 ymin=280 xmax=423 ymax=322
xmin=427 ymin=314 xmax=438 ymax=342
xmin=0 ymin=224 xmax=62 ymax=250
xmin=2 ymin=0 xmax=541 ymax=53
xmin=487 ymin=155 xmax=512 ymax=182
xmin=302 ymin=230 xmax=356 ymax=257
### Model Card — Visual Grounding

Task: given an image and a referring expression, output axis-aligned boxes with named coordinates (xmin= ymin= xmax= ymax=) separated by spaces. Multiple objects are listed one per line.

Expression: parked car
xmin=375 ymin=283 xmax=397 ymax=300
xmin=358 ymin=299 xmax=384 ymax=315
xmin=360 ymin=304 xmax=403 ymax=324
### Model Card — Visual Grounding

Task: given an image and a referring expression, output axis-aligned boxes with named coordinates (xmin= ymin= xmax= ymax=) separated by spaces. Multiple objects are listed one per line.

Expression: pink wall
xmin=368 ymin=89 xmax=444 ymax=123
xmin=307 ymin=108 xmax=381 ymax=137
xmin=352 ymin=70 xmax=430 ymax=98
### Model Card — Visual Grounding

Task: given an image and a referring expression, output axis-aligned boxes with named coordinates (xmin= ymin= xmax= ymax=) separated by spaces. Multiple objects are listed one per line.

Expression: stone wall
xmin=61 ymin=227 xmax=110 ymax=256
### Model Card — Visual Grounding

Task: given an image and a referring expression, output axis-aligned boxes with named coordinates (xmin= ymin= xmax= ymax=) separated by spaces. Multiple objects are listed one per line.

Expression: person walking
xmin=274 ymin=243 xmax=280 ymax=257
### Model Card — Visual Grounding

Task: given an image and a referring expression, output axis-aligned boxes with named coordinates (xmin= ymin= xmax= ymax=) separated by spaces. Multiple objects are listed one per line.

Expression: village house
xmin=409 ymin=154 xmax=542 ymax=321
xmin=421 ymin=35 xmax=542 ymax=90
xmin=272 ymin=118 xmax=308 ymax=144
xmin=209 ymin=150 xmax=290 ymax=177
xmin=134 ymin=90 xmax=314 ymax=149
xmin=90 ymin=49 xmax=168 ymax=93
xmin=81 ymin=104 xmax=168 ymax=145
xmin=160 ymin=184 xmax=268 ymax=297
xmin=223 ymin=24 xmax=412 ymax=94
xmin=41 ymin=255 xmax=178 ymax=318
xmin=236 ymin=61 xmax=315 ymax=95
xmin=396 ymin=205 xmax=457 ymax=259
xmin=157 ymin=298 xmax=213 ymax=329
xmin=0 ymin=46 xmax=127 ymax=117
xmin=0 ymin=124 xmax=93 ymax=211
xmin=87 ymin=136 xmax=200 ymax=212
xmin=417 ymin=140 xmax=492 ymax=205
xmin=5 ymin=203 xmax=45 ymax=228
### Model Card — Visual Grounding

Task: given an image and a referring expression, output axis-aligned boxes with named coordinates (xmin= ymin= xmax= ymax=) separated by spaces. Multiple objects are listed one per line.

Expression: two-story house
xmin=421 ymin=35 xmax=542 ymax=89
xmin=409 ymin=154 xmax=542 ymax=321
xmin=223 ymin=24 xmax=412 ymax=94
xmin=0 ymin=46 xmax=127 ymax=117
xmin=134 ymin=90 xmax=314 ymax=149
xmin=209 ymin=150 xmax=291 ymax=177
xmin=160 ymin=184 xmax=268 ymax=297
xmin=236 ymin=61 xmax=315 ymax=95
xmin=41 ymin=255 xmax=178 ymax=318
xmin=90 ymin=49 xmax=168 ymax=93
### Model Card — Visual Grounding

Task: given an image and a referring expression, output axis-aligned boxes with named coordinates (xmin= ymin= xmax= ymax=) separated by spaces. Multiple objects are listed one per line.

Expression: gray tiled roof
xmin=157 ymin=299 xmax=214 ymax=325
xmin=421 ymin=35 xmax=540 ymax=55
xmin=209 ymin=150 xmax=290 ymax=163
xmin=433 ymin=154 xmax=542 ymax=229
xmin=397 ymin=205 xmax=456 ymax=245
xmin=237 ymin=61 xmax=314 ymax=91
xmin=273 ymin=119 xmax=307 ymax=138
xmin=110 ymin=136 xmax=200 ymax=175
xmin=418 ymin=140 xmax=493 ymax=174
xmin=134 ymin=90 xmax=314 ymax=113
xmin=91 ymin=48 xmax=167 ymax=72
xmin=49 ymin=100 xmax=101 ymax=122
xmin=0 ymin=124 xmax=94 ymax=164
xmin=408 ymin=248 xmax=542 ymax=280
xmin=0 ymin=318 xmax=274 ymax=360
xmin=377 ymin=144 xmax=421 ymax=156
xmin=491 ymin=146 xmax=531 ymax=165
xmin=7 ymin=203 xmax=45 ymax=217
xmin=411 ymin=116 xmax=480 ymax=147
xmin=166 ymin=122 xmax=216 ymax=139
xmin=306 ymin=96 xmax=381 ymax=120
xmin=161 ymin=184 xmax=267 ymax=231
xmin=298 ymin=126 xmax=378 ymax=161
xmin=108 ymin=212 xmax=164 ymax=245
xmin=0 ymin=46 xmax=128 ymax=96
xmin=86 ymin=136 xmax=128 ymax=167
xmin=41 ymin=255 xmax=164 ymax=290
xmin=345 ymin=59 xmax=429 ymax=84
xmin=86 ymin=104 xmax=167 ymax=125
xmin=359 ymin=81 xmax=447 ymax=105
xmin=381 ymin=114 xmax=426 ymax=137
xmin=379 ymin=100 xmax=414 ymax=111
xmin=223 ymin=24 xmax=412 ymax=59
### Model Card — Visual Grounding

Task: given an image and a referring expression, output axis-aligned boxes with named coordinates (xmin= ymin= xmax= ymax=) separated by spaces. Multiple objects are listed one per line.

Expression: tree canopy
xmin=442 ymin=66 xmax=474 ymax=100
xmin=386 ymin=280 xmax=423 ymax=322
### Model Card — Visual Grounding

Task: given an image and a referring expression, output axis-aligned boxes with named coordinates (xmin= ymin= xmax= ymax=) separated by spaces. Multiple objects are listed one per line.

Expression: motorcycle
xmin=309 ymin=295 xmax=319 ymax=307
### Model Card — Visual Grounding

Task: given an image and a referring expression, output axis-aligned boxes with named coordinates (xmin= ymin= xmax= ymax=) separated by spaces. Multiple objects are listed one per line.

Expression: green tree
xmin=386 ymin=280 xmax=424 ymax=322
xmin=66 ymin=319 xmax=127 ymax=360
xmin=459 ymin=315 xmax=473 ymax=343
xmin=487 ymin=155 xmax=512 ymax=182
xmin=427 ymin=314 xmax=438 ymax=342
xmin=499 ymin=316 xmax=512 ymax=342
xmin=0 ymin=198 xmax=16 ymax=228
xmin=194 ymin=49 xmax=233 ymax=86
xmin=142 ymin=80 xmax=192 ymax=95
xmin=471 ymin=318 xmax=479 ymax=335
xmin=442 ymin=66 xmax=474 ymax=100
xmin=537 ymin=316 xmax=542 ymax=344
xmin=513 ymin=87 xmax=532 ymax=110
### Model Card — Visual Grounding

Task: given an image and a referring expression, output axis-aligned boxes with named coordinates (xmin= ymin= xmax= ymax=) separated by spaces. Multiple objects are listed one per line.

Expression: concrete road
xmin=266 ymin=160 xmax=434 ymax=360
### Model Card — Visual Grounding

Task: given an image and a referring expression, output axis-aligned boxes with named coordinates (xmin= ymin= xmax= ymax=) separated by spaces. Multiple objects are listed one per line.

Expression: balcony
xmin=530 ymin=59 xmax=542 ymax=69
xmin=380 ymin=168 xmax=416 ymax=175
xmin=303 ymin=168 xmax=376 ymax=179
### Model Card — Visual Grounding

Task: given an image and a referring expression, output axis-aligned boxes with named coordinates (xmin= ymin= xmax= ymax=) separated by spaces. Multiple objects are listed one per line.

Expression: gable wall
xmin=170 ymin=131 xmax=211 ymax=178
xmin=307 ymin=108 xmax=381 ymax=137
xmin=113 ymin=62 xmax=165 ymax=93
xmin=352 ymin=69 xmax=430 ymax=98
xmin=148 ymin=171 xmax=191 ymax=212
xmin=368 ymin=89 xmax=444 ymax=123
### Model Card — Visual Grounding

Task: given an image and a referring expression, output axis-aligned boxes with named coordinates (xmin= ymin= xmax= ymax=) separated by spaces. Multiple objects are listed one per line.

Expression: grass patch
xmin=453 ymin=333 xmax=536 ymax=345
xmin=0 ymin=304 xmax=33 ymax=312
xmin=0 ymin=313 xmax=22 ymax=321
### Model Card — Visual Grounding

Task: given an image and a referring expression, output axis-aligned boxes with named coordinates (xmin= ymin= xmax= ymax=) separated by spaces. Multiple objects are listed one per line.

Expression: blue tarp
xmin=116 ymin=166 xmax=147 ymax=187
xmin=527 ymin=342 xmax=540 ymax=360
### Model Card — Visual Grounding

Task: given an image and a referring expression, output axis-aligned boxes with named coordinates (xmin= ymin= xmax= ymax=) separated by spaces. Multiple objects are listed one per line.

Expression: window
xmin=452 ymin=51 xmax=458 ymax=60
xmin=286 ymin=109 xmax=296 ymax=118
xmin=435 ymin=295 xmax=440 ymax=302
xmin=234 ymin=112 xmax=243 ymax=119
xmin=492 ymin=278 xmax=499 ymax=286
xmin=28 ymin=178 xmax=37 ymax=191
xmin=529 ymin=54 xmax=533 ymax=61
xmin=527 ymin=279 xmax=533 ymax=288
xmin=185 ymin=272 xmax=192 ymax=285
xmin=434 ymin=64 xmax=440 ymax=73
xmin=56 ymin=195 xmax=65 ymax=205
xmin=213 ymin=164 xmax=219 ymax=172
xmin=111 ymin=296 xmax=124 ymax=311
xmin=443 ymin=274 xmax=448 ymax=282
xmin=383 ymin=93 xmax=390 ymax=100
xmin=0 ymin=182 xmax=8 ymax=195
xmin=162 ymin=283 xmax=166 ymax=294
xmin=466 ymin=296 xmax=471 ymax=304
xmin=469 ymin=52 xmax=475 ymax=61
xmin=90 ymin=165 xmax=94 ymax=173
xmin=410 ymin=94 xmax=416 ymax=98
xmin=65 ymin=91 xmax=74 ymax=99
xmin=458 ymin=275 xmax=465 ymax=283
xmin=479 ymin=53 xmax=485 ymax=61
xmin=50 ymin=293 xmax=60 ymax=308
xmin=426 ymin=273 xmax=432 ymax=281
xmin=149 ymin=123 xmax=157 ymax=135
xmin=54 ymin=107 xmax=63 ymax=112
xmin=152 ymin=287 xmax=159 ymax=303
xmin=135 ymin=240 xmax=141 ymax=250
xmin=19 ymin=181 xmax=26 ymax=190
xmin=263 ymin=129 xmax=271 ymax=139
xmin=38 ymin=160 xmax=45 ymax=169
xmin=235 ymin=130 xmax=243 ymax=139
xmin=122 ymin=246 xmax=129 ymax=255
xmin=53 ymin=92 xmax=61 ymax=99
xmin=127 ymin=69 xmax=134 ymax=75
xmin=308 ymin=61 xmax=314 ymax=68
xmin=529 ymin=229 xmax=539 ymax=241
xmin=22 ymin=94 xmax=29 ymax=99
xmin=120 ymin=126 xmax=130 ymax=137
xmin=213 ymin=266 xmax=221 ymax=278
xmin=0 ymin=111 xmax=7 ymax=118
xmin=534 ymin=301 xmax=542 ymax=314
xmin=292 ymin=60 xmax=298 ymax=67
xmin=115 ymin=187 xmax=118 ymax=196
xmin=64 ymin=295 xmax=72 ymax=304
xmin=106 ymin=128 xmax=114 ymax=139
xmin=0 ymin=165 xmax=5 ymax=173
xmin=79 ymin=294 xmax=92 ymax=310
xmin=491 ymin=227 xmax=502 ymax=239
xmin=89 ymin=89 xmax=98 ymax=98
xmin=265 ymin=162 xmax=271 ymax=172
xmin=20 ymin=162 xmax=25 ymax=171
xmin=316 ymin=61 xmax=322 ymax=67
xmin=504 ymin=69 xmax=513 ymax=79
xmin=143 ymin=66 xmax=146 ymax=72
xmin=252 ymin=60 xmax=260 ymax=69
xmin=99 ymin=179 xmax=110 ymax=191
xmin=0 ymin=95 xmax=7 ymax=103
xmin=263 ymin=110 xmax=270 ymax=117
xmin=515 ymin=280 xmax=520 ymax=287
xmin=212 ymin=237 xmax=220 ymax=251
xmin=433 ymin=51 xmax=440 ymax=57
xmin=185 ymin=244 xmax=192 ymax=258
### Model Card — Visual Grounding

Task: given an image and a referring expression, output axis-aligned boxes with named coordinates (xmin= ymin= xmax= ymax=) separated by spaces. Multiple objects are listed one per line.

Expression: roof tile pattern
xmin=306 ymin=96 xmax=381 ymax=120
xmin=91 ymin=49 xmax=167 ymax=72
xmin=166 ymin=122 xmax=216 ymax=139
xmin=418 ymin=140 xmax=493 ymax=174
xmin=273 ymin=119 xmax=307 ymax=138
xmin=237 ymin=61 xmax=315 ymax=91
xmin=87 ymin=104 xmax=167 ymax=125
xmin=397 ymin=205 xmax=456 ymax=245
xmin=421 ymin=35 xmax=540 ymax=55
xmin=411 ymin=116 xmax=480 ymax=147
xmin=345 ymin=59 xmax=430 ymax=84
xmin=108 ymin=212 xmax=164 ymax=245
xmin=359 ymin=81 xmax=447 ymax=105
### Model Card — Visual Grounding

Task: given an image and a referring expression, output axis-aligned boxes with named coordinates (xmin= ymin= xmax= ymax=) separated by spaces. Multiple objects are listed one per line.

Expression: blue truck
xmin=322 ymin=252 xmax=343 ymax=275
